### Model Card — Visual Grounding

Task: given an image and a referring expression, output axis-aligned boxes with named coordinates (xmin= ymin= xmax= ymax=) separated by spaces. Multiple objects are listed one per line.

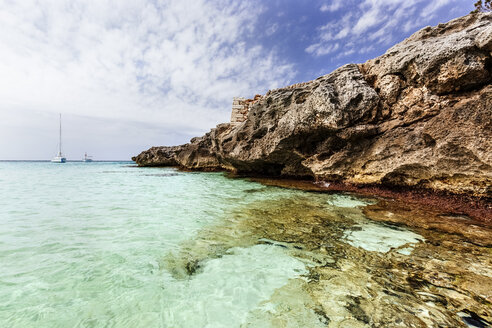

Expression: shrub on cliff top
xmin=473 ymin=0 xmax=492 ymax=12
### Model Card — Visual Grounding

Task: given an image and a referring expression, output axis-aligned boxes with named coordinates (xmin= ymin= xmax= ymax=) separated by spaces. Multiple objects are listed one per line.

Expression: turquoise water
xmin=0 ymin=162 xmax=422 ymax=327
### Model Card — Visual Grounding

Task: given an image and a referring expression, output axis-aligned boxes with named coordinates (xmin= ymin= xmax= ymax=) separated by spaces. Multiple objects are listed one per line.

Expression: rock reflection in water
xmin=164 ymin=192 xmax=492 ymax=327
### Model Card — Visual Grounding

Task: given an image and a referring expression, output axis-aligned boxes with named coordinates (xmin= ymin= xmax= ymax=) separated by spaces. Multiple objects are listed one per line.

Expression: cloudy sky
xmin=0 ymin=0 xmax=470 ymax=160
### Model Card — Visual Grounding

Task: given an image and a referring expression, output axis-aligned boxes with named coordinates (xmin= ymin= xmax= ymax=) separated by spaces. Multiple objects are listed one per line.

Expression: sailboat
xmin=83 ymin=153 xmax=93 ymax=162
xmin=51 ymin=114 xmax=66 ymax=163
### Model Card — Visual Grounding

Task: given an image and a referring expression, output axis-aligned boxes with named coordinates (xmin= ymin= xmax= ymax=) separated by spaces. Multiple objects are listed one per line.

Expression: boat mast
xmin=59 ymin=113 xmax=62 ymax=156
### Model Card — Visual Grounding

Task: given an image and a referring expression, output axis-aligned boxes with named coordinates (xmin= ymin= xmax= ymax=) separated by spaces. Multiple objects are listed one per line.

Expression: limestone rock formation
xmin=133 ymin=13 xmax=492 ymax=197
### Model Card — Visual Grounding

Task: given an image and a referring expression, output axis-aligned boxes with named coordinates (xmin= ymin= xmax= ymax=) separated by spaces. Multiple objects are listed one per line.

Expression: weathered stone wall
xmin=230 ymin=97 xmax=247 ymax=124
xmin=230 ymin=95 xmax=262 ymax=124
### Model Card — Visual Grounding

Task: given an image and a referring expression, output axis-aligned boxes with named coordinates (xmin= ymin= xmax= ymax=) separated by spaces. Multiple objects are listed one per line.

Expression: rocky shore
xmin=130 ymin=13 xmax=492 ymax=327
xmin=165 ymin=190 xmax=492 ymax=327
xmin=134 ymin=13 xmax=491 ymax=209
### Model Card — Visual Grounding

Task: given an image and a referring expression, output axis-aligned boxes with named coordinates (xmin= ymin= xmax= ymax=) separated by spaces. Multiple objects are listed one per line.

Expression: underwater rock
xmin=343 ymin=223 xmax=423 ymax=253
xmin=165 ymin=192 xmax=492 ymax=327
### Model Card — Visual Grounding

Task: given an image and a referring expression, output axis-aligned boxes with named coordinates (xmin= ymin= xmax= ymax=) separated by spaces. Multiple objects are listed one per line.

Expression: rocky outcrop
xmin=133 ymin=146 xmax=182 ymax=166
xmin=133 ymin=13 xmax=492 ymax=197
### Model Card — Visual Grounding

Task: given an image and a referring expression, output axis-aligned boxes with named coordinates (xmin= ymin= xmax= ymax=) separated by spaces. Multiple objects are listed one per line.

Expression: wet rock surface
xmin=133 ymin=13 xmax=492 ymax=199
xmin=163 ymin=189 xmax=492 ymax=327
xmin=244 ymin=176 xmax=492 ymax=222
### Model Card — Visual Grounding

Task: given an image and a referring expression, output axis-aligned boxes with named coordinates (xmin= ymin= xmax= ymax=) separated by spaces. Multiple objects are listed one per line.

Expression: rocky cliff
xmin=133 ymin=13 xmax=492 ymax=198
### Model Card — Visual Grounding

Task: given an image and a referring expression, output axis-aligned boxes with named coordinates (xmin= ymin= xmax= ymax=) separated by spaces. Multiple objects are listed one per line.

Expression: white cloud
xmin=0 ymin=0 xmax=295 ymax=159
xmin=352 ymin=6 xmax=381 ymax=35
xmin=308 ymin=0 xmax=460 ymax=60
xmin=320 ymin=0 xmax=344 ymax=12
xmin=305 ymin=42 xmax=340 ymax=57
xmin=265 ymin=23 xmax=279 ymax=36
xmin=421 ymin=0 xmax=454 ymax=19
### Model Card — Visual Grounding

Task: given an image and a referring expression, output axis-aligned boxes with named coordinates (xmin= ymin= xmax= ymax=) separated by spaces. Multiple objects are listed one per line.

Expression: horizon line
xmin=0 ymin=159 xmax=134 ymax=162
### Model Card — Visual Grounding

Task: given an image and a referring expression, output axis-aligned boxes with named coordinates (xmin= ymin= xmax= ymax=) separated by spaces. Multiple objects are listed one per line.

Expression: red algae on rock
xmin=245 ymin=176 xmax=492 ymax=224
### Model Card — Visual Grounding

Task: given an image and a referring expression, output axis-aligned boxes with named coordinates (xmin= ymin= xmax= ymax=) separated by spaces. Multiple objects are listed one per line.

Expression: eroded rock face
xmin=134 ymin=13 xmax=492 ymax=197
xmin=131 ymin=146 xmax=182 ymax=166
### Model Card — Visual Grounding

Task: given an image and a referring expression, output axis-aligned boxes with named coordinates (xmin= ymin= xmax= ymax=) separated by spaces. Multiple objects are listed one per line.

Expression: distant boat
xmin=83 ymin=153 xmax=93 ymax=162
xmin=51 ymin=114 xmax=66 ymax=163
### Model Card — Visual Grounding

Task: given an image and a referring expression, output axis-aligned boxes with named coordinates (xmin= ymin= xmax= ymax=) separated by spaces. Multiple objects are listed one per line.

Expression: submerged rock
xmin=165 ymin=191 xmax=492 ymax=327
xmin=343 ymin=222 xmax=423 ymax=253
xmin=134 ymin=13 xmax=492 ymax=198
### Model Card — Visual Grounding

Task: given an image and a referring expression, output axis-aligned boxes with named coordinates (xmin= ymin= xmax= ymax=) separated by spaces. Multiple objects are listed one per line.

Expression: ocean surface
xmin=0 ymin=161 xmax=440 ymax=327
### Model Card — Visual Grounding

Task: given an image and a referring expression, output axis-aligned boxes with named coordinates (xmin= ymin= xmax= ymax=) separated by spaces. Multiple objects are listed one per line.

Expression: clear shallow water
xmin=0 ymin=162 xmax=423 ymax=327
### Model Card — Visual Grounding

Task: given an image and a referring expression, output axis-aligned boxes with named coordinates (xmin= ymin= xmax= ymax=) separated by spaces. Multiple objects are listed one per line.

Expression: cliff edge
xmin=133 ymin=13 xmax=492 ymax=198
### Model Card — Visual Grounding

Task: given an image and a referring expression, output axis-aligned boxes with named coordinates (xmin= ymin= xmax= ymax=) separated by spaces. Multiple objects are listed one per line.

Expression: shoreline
xmin=146 ymin=164 xmax=492 ymax=224
xmin=243 ymin=176 xmax=492 ymax=224
xmin=164 ymin=169 xmax=492 ymax=326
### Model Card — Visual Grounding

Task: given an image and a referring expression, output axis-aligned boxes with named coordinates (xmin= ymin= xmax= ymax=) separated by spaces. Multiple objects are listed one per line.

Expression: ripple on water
xmin=1 ymin=162 xmax=490 ymax=327
xmin=161 ymin=245 xmax=309 ymax=328
xmin=0 ymin=163 xmax=324 ymax=327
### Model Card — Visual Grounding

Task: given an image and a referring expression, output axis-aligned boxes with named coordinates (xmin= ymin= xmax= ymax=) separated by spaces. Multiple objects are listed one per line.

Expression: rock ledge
xmin=133 ymin=13 xmax=492 ymax=198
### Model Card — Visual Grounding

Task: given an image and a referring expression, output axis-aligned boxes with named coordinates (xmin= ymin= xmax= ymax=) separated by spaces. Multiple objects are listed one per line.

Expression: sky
xmin=0 ymin=0 xmax=471 ymax=160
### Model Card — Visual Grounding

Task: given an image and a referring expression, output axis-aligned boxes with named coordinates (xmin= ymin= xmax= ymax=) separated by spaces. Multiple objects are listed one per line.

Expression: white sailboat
xmin=83 ymin=153 xmax=93 ymax=162
xmin=51 ymin=114 xmax=66 ymax=163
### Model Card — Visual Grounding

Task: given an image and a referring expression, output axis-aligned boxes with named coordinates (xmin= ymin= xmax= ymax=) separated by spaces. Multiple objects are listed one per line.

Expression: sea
xmin=0 ymin=161 xmax=455 ymax=327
